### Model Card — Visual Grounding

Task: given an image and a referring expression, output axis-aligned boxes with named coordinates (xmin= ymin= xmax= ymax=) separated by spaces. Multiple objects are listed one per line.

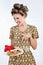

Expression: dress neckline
xmin=16 ymin=24 xmax=29 ymax=33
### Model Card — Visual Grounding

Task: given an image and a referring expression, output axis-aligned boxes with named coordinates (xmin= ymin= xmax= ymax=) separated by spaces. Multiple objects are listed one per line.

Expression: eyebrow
xmin=14 ymin=17 xmax=19 ymax=20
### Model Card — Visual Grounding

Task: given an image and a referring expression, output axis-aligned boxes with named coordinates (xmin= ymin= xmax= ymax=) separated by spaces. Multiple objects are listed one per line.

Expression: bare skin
xmin=11 ymin=13 xmax=37 ymax=50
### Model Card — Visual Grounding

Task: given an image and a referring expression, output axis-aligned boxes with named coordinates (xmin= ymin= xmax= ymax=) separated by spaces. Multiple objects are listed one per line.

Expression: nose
xmin=16 ymin=19 xmax=19 ymax=23
xmin=15 ymin=18 xmax=19 ymax=22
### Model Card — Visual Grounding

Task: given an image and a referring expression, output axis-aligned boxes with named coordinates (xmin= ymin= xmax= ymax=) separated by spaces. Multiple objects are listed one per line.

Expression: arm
xmin=11 ymin=39 xmax=14 ymax=46
xmin=9 ymin=26 xmax=14 ymax=46
xmin=21 ymin=26 xmax=39 ymax=50
xmin=29 ymin=36 xmax=37 ymax=50
xmin=28 ymin=26 xmax=39 ymax=50
xmin=26 ymin=33 xmax=37 ymax=50
xmin=22 ymin=33 xmax=37 ymax=49
xmin=21 ymin=33 xmax=37 ymax=49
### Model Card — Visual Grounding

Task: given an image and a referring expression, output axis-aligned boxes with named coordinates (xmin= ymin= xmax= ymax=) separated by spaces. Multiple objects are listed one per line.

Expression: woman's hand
xmin=21 ymin=33 xmax=31 ymax=41
xmin=21 ymin=32 xmax=37 ymax=49
xmin=7 ymin=50 xmax=18 ymax=56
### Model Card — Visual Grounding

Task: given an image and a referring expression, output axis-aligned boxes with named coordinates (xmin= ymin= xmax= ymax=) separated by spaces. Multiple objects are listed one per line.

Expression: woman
xmin=8 ymin=3 xmax=39 ymax=65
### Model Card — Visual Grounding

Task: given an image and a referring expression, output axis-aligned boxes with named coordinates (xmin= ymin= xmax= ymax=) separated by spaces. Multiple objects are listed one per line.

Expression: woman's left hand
xmin=21 ymin=33 xmax=31 ymax=41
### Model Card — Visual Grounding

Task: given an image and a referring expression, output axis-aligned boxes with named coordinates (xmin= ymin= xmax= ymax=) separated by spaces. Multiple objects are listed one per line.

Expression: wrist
xmin=27 ymin=34 xmax=32 ymax=38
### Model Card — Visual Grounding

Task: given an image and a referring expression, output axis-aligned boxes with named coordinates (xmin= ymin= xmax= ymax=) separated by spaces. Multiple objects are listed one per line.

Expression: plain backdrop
xmin=0 ymin=0 xmax=43 ymax=65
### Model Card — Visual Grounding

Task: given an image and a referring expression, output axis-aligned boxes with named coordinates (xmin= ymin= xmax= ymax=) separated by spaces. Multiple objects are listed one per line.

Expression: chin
xmin=18 ymin=23 xmax=21 ymax=26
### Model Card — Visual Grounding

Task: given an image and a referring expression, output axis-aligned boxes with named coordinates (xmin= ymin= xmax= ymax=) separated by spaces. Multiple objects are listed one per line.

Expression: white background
xmin=0 ymin=0 xmax=43 ymax=65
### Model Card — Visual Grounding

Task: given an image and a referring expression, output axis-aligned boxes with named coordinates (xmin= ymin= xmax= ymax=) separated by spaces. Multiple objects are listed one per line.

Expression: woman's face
xmin=13 ymin=13 xmax=26 ymax=26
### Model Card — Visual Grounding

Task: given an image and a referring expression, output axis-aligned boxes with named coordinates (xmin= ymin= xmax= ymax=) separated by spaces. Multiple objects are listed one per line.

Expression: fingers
xmin=21 ymin=33 xmax=25 ymax=36
xmin=21 ymin=33 xmax=28 ymax=40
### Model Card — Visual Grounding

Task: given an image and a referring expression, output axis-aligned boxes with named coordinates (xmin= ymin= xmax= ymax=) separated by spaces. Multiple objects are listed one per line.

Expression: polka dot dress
xmin=8 ymin=24 xmax=39 ymax=65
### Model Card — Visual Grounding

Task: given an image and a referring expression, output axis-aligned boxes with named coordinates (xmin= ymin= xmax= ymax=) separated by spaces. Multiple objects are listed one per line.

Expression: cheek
xmin=20 ymin=17 xmax=23 ymax=21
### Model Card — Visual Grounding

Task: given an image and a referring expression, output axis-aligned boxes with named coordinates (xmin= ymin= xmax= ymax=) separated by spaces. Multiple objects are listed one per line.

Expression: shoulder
xmin=28 ymin=24 xmax=37 ymax=30
xmin=28 ymin=24 xmax=39 ymax=38
xmin=10 ymin=25 xmax=17 ymax=29
xmin=10 ymin=25 xmax=17 ymax=31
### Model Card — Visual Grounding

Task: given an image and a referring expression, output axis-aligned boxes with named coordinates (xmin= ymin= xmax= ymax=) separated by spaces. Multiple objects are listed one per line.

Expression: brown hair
xmin=11 ymin=3 xmax=29 ymax=17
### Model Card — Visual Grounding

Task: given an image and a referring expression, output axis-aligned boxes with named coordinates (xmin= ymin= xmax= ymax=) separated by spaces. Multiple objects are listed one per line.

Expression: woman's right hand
xmin=7 ymin=50 xmax=17 ymax=56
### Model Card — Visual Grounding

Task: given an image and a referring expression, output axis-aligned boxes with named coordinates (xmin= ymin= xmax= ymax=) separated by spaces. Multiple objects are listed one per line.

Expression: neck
xmin=19 ymin=22 xmax=27 ymax=27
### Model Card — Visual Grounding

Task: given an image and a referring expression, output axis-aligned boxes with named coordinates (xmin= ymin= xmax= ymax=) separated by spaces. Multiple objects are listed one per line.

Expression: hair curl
xmin=11 ymin=3 xmax=29 ymax=17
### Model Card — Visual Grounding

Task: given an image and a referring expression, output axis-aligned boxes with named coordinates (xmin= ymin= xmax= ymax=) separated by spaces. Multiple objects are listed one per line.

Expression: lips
xmin=17 ymin=21 xmax=21 ymax=25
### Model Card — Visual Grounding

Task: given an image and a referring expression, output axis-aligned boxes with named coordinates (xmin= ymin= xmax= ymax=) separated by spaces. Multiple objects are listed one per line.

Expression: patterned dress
xmin=8 ymin=24 xmax=39 ymax=65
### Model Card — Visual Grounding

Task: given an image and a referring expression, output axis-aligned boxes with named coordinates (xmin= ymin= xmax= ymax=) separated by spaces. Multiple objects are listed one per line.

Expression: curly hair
xmin=11 ymin=3 xmax=29 ymax=17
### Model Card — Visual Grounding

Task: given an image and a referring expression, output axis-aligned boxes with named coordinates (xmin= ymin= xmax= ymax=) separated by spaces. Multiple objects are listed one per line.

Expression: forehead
xmin=13 ymin=14 xmax=22 ymax=18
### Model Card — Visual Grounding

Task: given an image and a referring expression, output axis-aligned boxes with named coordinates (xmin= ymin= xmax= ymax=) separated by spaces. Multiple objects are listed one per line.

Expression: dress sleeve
xmin=32 ymin=26 xmax=39 ymax=39
xmin=9 ymin=27 xmax=14 ymax=39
